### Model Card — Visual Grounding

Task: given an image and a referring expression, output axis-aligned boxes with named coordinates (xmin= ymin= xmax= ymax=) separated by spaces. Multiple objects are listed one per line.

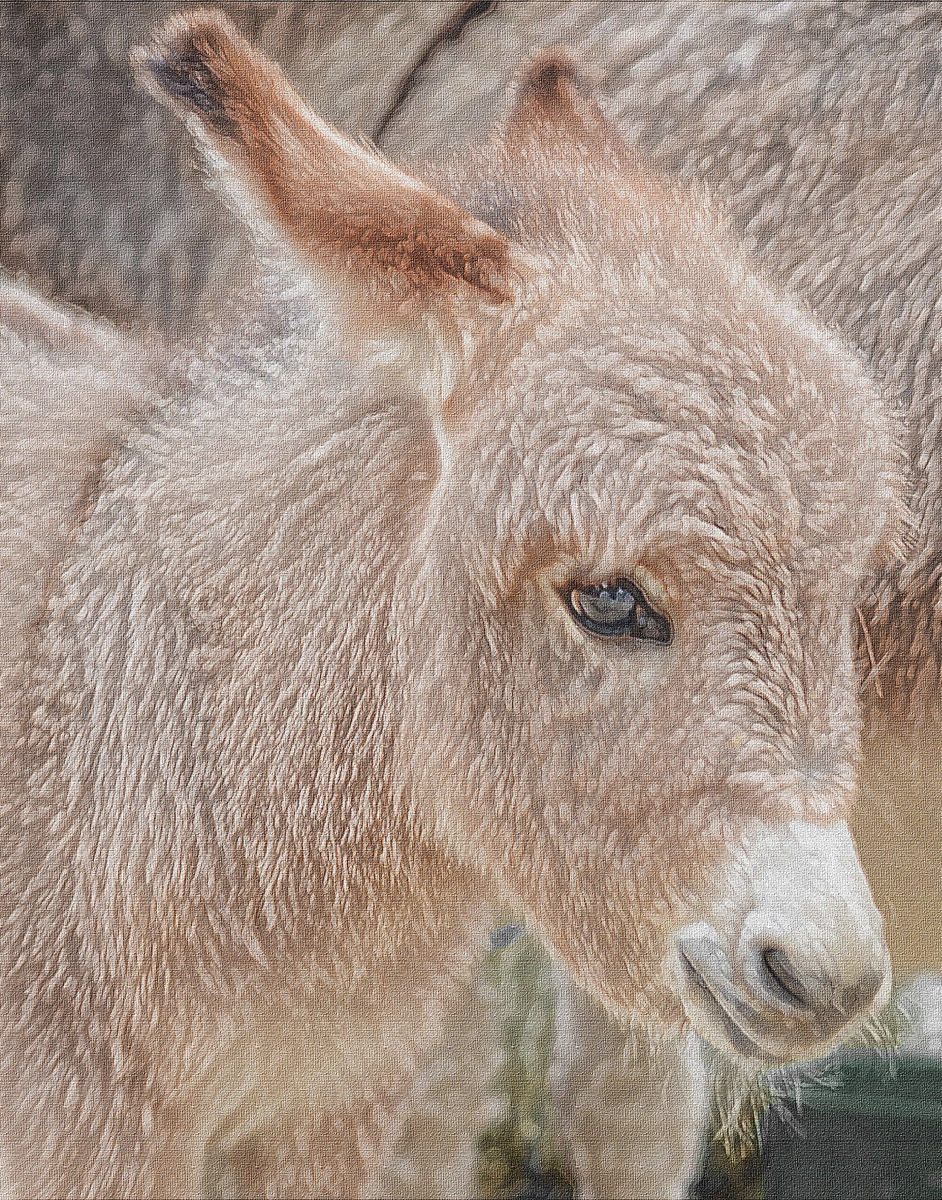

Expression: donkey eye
xmin=565 ymin=578 xmax=672 ymax=644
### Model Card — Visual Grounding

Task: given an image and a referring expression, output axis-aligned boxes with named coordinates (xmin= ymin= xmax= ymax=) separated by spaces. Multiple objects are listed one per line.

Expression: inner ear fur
xmin=133 ymin=9 xmax=517 ymax=306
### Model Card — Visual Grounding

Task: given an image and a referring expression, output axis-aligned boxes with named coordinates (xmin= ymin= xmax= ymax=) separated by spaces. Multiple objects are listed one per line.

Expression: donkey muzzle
xmin=670 ymin=818 xmax=890 ymax=1063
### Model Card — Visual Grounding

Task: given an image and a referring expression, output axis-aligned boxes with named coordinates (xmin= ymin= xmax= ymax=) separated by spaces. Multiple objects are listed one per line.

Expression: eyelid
xmin=630 ymin=564 xmax=671 ymax=612
xmin=561 ymin=564 xmax=673 ymax=617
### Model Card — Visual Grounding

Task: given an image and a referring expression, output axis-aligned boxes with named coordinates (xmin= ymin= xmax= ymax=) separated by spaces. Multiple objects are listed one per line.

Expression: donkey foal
xmin=0 ymin=10 xmax=902 ymax=1199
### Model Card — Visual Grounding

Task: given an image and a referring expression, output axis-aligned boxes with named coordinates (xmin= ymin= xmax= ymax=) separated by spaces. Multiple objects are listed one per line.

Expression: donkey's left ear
xmin=133 ymin=9 xmax=521 ymax=311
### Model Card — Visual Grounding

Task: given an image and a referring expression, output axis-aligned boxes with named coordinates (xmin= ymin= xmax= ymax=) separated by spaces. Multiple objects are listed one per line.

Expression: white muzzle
xmin=670 ymin=819 xmax=890 ymax=1063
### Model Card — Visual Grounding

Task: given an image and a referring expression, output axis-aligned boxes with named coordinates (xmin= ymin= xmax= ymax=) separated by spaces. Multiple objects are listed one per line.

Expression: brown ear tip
xmin=136 ymin=8 xmax=239 ymax=62
xmin=132 ymin=9 xmax=242 ymax=137
xmin=521 ymin=51 xmax=582 ymax=104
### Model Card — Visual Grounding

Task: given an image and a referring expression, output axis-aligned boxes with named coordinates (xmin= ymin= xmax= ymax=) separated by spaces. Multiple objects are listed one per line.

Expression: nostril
xmin=758 ymin=947 xmax=812 ymax=1009
xmin=750 ymin=942 xmax=889 ymax=1025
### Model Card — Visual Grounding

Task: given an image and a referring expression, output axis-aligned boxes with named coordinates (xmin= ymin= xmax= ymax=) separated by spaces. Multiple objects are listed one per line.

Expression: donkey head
xmin=139 ymin=11 xmax=902 ymax=1064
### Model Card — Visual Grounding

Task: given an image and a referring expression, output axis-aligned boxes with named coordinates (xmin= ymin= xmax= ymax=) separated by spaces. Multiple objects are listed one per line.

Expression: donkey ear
xmin=500 ymin=52 xmax=632 ymax=172
xmin=133 ymin=9 xmax=517 ymax=308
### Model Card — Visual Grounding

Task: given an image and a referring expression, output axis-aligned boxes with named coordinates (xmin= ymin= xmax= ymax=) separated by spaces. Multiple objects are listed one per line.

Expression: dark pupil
xmin=579 ymin=583 xmax=638 ymax=624
xmin=568 ymin=579 xmax=671 ymax=643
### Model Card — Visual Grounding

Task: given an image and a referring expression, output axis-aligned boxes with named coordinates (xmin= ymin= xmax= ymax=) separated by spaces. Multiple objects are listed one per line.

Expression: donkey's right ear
xmin=499 ymin=52 xmax=633 ymax=174
xmin=133 ymin=9 xmax=521 ymax=312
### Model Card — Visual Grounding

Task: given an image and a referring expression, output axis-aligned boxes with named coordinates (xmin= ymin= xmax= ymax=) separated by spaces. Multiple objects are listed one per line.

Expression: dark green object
xmin=690 ymin=1138 xmax=762 ymax=1200
xmin=761 ymin=1051 xmax=942 ymax=1200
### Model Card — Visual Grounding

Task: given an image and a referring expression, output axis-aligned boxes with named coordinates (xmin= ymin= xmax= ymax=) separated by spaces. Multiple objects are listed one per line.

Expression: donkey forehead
xmin=464 ymin=336 xmax=895 ymax=578
xmin=484 ymin=254 xmax=878 ymax=443
xmin=512 ymin=429 xmax=883 ymax=575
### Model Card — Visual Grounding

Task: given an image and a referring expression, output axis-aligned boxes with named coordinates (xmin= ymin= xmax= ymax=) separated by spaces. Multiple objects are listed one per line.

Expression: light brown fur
xmin=0 ymin=12 xmax=903 ymax=1198
xmin=132 ymin=11 xmax=515 ymax=307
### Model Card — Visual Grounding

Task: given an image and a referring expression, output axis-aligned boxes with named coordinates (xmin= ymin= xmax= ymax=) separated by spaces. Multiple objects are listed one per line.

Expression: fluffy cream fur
xmin=0 ymin=12 xmax=904 ymax=1198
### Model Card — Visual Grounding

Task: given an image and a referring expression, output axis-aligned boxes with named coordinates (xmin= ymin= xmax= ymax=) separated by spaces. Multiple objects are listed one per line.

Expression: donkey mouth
xmin=675 ymin=944 xmax=780 ymax=1062
xmin=671 ymin=920 xmax=887 ymax=1066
